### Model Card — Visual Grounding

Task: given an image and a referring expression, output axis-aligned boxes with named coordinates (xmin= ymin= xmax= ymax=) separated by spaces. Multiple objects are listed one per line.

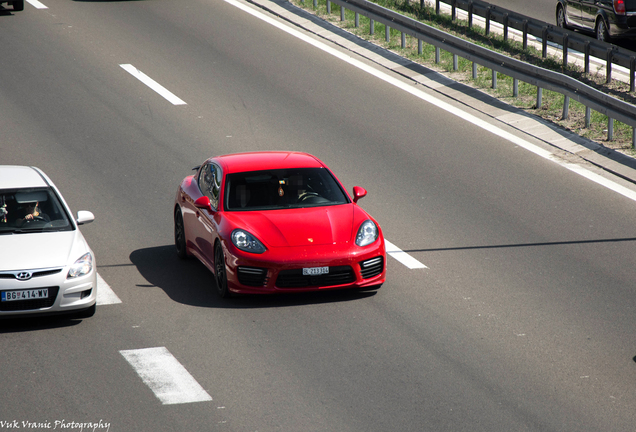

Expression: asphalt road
xmin=3 ymin=0 xmax=636 ymax=431
xmin=485 ymin=0 xmax=554 ymax=23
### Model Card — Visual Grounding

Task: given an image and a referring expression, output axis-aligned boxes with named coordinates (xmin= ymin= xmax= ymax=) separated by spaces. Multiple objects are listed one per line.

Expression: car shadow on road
xmin=0 ymin=316 xmax=82 ymax=333
xmin=129 ymin=245 xmax=376 ymax=309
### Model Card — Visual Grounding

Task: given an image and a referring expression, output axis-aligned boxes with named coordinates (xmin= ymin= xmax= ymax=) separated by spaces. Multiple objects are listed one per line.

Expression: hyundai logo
xmin=16 ymin=271 xmax=32 ymax=281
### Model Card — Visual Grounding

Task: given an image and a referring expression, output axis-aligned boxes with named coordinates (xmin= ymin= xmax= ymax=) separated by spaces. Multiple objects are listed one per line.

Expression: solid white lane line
xmin=385 ymin=240 xmax=428 ymax=269
xmin=96 ymin=273 xmax=122 ymax=305
xmin=120 ymin=347 xmax=212 ymax=405
xmin=119 ymin=64 xmax=187 ymax=106
xmin=225 ymin=0 xmax=636 ymax=204
xmin=26 ymin=0 xmax=47 ymax=9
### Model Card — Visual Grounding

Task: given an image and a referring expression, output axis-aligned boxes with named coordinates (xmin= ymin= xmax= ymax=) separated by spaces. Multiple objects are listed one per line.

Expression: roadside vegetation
xmin=290 ymin=0 xmax=636 ymax=153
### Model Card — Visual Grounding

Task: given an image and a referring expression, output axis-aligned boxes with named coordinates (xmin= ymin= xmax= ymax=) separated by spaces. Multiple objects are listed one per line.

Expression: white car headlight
xmin=67 ymin=252 xmax=93 ymax=279
xmin=231 ymin=229 xmax=266 ymax=254
xmin=356 ymin=220 xmax=378 ymax=247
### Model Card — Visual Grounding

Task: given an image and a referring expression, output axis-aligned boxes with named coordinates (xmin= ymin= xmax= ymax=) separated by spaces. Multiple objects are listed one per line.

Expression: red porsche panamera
xmin=174 ymin=151 xmax=386 ymax=297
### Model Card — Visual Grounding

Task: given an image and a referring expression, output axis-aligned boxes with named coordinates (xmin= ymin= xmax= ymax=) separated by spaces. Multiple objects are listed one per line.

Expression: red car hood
xmin=225 ymin=205 xmax=364 ymax=248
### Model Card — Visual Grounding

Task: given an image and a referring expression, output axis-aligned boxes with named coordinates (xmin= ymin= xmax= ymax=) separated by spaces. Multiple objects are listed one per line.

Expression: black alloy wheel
xmin=556 ymin=6 xmax=569 ymax=30
xmin=596 ymin=18 xmax=610 ymax=42
xmin=214 ymin=243 xmax=230 ymax=298
xmin=174 ymin=209 xmax=187 ymax=259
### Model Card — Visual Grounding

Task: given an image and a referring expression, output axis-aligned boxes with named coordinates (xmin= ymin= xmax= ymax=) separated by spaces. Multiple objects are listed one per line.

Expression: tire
xmin=214 ymin=242 xmax=231 ymax=298
xmin=596 ymin=18 xmax=610 ymax=42
xmin=174 ymin=208 xmax=188 ymax=259
xmin=556 ymin=6 xmax=569 ymax=30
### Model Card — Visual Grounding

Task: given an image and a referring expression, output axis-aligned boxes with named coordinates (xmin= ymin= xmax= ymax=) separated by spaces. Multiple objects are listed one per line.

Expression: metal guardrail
xmin=434 ymin=0 xmax=636 ymax=91
xmin=322 ymin=0 xmax=636 ymax=145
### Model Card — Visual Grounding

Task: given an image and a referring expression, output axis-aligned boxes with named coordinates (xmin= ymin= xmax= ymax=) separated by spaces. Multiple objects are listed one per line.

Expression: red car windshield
xmin=225 ymin=168 xmax=349 ymax=211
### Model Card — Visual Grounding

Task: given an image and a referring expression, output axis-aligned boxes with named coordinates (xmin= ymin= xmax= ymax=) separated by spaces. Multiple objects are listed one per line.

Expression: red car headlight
xmin=356 ymin=220 xmax=379 ymax=247
xmin=231 ymin=229 xmax=267 ymax=254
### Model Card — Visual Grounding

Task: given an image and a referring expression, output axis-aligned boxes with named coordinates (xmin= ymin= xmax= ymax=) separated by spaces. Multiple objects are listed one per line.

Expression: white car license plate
xmin=1 ymin=289 xmax=49 ymax=302
xmin=302 ymin=266 xmax=329 ymax=276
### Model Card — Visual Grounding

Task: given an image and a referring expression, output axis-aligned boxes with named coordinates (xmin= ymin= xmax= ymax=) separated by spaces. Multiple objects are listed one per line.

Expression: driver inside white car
xmin=15 ymin=197 xmax=50 ymax=227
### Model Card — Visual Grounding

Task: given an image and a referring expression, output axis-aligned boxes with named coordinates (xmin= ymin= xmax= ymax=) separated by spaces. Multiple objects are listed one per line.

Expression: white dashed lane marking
xmin=120 ymin=347 xmax=213 ymax=405
xmin=26 ymin=0 xmax=47 ymax=8
xmin=385 ymin=240 xmax=428 ymax=269
xmin=96 ymin=273 xmax=122 ymax=305
xmin=120 ymin=64 xmax=187 ymax=106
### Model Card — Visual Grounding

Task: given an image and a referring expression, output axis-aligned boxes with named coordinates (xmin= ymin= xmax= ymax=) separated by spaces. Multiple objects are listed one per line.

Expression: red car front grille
xmin=275 ymin=266 xmax=355 ymax=288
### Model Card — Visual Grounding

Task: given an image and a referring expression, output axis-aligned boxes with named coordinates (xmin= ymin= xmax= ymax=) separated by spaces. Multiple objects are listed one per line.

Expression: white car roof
xmin=0 ymin=166 xmax=49 ymax=189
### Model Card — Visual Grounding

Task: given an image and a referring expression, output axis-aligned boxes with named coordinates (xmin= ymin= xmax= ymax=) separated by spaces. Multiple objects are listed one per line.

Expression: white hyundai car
xmin=0 ymin=166 xmax=96 ymax=319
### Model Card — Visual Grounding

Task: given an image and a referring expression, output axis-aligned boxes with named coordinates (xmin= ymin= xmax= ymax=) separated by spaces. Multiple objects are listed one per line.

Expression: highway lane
xmin=485 ymin=0 xmax=554 ymax=23
xmin=3 ymin=0 xmax=636 ymax=431
xmin=482 ymin=0 xmax=635 ymax=50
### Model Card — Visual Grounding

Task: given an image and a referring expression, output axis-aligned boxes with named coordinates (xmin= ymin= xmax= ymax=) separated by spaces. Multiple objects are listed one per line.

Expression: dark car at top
xmin=1 ymin=0 xmax=23 ymax=11
xmin=556 ymin=0 xmax=636 ymax=41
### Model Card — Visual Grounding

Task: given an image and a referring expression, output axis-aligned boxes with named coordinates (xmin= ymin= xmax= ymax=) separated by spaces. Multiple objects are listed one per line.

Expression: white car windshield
xmin=0 ymin=188 xmax=73 ymax=233
xmin=225 ymin=168 xmax=349 ymax=211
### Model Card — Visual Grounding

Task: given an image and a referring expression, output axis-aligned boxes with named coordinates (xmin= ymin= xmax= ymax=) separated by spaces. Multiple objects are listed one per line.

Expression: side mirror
xmin=194 ymin=196 xmax=213 ymax=212
xmin=352 ymin=186 xmax=367 ymax=204
xmin=76 ymin=210 xmax=95 ymax=226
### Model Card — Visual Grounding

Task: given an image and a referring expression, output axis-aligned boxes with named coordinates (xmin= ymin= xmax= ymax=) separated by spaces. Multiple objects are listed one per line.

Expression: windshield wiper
xmin=0 ymin=228 xmax=45 ymax=234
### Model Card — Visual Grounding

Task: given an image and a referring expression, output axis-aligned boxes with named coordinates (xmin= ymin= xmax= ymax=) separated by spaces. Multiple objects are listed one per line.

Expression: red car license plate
xmin=302 ymin=267 xmax=329 ymax=276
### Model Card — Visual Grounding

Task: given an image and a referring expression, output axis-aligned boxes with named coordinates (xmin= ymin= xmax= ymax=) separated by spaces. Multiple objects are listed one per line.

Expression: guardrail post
xmin=453 ymin=54 xmax=458 ymax=71
xmin=562 ymin=95 xmax=569 ymax=120
xmin=542 ymin=27 xmax=548 ymax=58
xmin=492 ymin=70 xmax=497 ymax=89
xmin=633 ymin=128 xmax=636 ymax=149
xmin=523 ymin=20 xmax=528 ymax=50
xmin=537 ymin=87 xmax=543 ymax=109
xmin=340 ymin=5 xmax=345 ymax=21
xmin=630 ymin=56 xmax=635 ymax=92
xmin=608 ymin=118 xmax=614 ymax=141
xmin=584 ymin=41 xmax=590 ymax=74
xmin=435 ymin=46 xmax=440 ymax=64
xmin=370 ymin=19 xmax=374 ymax=35
xmin=468 ymin=1 xmax=473 ymax=28
xmin=562 ymin=34 xmax=568 ymax=68
xmin=402 ymin=32 xmax=406 ymax=48
xmin=327 ymin=0 xmax=331 ymax=14
xmin=451 ymin=0 xmax=456 ymax=21
xmin=606 ymin=48 xmax=613 ymax=84
xmin=435 ymin=0 xmax=440 ymax=14
xmin=513 ymin=78 xmax=519 ymax=97
xmin=485 ymin=8 xmax=491 ymax=36
xmin=418 ymin=39 xmax=423 ymax=55
xmin=472 ymin=62 xmax=477 ymax=79
xmin=386 ymin=25 xmax=390 ymax=42
xmin=585 ymin=107 xmax=591 ymax=128
xmin=313 ymin=0 xmax=316 ymax=7
xmin=355 ymin=12 xmax=359 ymax=27
xmin=503 ymin=14 xmax=509 ymax=42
